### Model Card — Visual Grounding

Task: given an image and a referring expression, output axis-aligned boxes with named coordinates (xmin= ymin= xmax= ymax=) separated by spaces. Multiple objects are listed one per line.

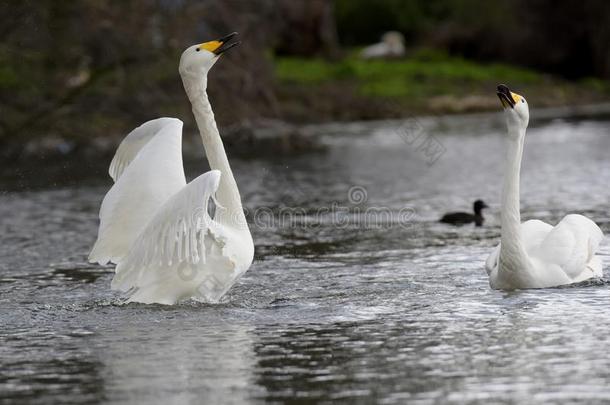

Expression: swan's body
xmin=361 ymin=31 xmax=405 ymax=59
xmin=89 ymin=34 xmax=253 ymax=304
xmin=485 ymin=85 xmax=604 ymax=289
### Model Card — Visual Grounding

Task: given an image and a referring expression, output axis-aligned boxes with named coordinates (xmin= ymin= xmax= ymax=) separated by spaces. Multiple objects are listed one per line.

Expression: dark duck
xmin=440 ymin=200 xmax=489 ymax=227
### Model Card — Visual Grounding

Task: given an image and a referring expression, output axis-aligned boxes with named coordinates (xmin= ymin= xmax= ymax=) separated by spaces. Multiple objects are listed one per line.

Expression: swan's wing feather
xmin=536 ymin=214 xmax=604 ymax=279
xmin=111 ymin=170 xmax=237 ymax=303
xmin=520 ymin=219 xmax=553 ymax=256
xmin=109 ymin=118 xmax=182 ymax=182
xmin=486 ymin=220 xmax=551 ymax=276
xmin=485 ymin=244 xmax=500 ymax=276
xmin=89 ymin=120 xmax=186 ymax=265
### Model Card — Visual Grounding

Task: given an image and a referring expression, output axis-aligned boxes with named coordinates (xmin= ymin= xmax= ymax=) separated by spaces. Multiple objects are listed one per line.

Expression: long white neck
xmin=182 ymin=75 xmax=247 ymax=230
xmin=499 ymin=125 xmax=528 ymax=265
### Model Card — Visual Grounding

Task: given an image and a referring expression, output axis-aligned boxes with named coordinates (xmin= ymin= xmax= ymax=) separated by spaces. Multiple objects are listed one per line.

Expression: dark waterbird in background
xmin=440 ymin=199 xmax=489 ymax=227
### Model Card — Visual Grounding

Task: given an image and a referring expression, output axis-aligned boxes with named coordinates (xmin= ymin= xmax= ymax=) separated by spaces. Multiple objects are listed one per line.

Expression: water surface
xmin=1 ymin=114 xmax=610 ymax=404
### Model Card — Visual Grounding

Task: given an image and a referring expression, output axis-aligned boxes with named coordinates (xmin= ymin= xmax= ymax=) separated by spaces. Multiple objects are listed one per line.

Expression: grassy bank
xmin=274 ymin=49 xmax=610 ymax=120
xmin=3 ymin=47 xmax=610 ymax=162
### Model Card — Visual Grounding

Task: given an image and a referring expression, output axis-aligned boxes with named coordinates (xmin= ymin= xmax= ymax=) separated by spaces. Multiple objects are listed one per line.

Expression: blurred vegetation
xmin=0 ymin=0 xmax=609 ymax=157
xmin=0 ymin=0 xmax=285 ymax=150
xmin=335 ymin=0 xmax=610 ymax=79
xmin=277 ymin=49 xmax=542 ymax=97
xmin=275 ymin=51 xmax=610 ymax=119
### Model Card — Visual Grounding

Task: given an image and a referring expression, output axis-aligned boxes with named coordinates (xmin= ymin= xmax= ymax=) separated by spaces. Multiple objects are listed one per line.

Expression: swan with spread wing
xmin=89 ymin=33 xmax=253 ymax=304
xmin=485 ymin=84 xmax=604 ymax=289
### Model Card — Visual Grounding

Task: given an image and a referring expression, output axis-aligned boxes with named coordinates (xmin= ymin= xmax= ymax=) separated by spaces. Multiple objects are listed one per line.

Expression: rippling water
xmin=1 ymin=114 xmax=609 ymax=404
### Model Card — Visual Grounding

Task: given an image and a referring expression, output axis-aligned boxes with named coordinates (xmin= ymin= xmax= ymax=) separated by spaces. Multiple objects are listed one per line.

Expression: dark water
xmin=1 ymin=114 xmax=610 ymax=404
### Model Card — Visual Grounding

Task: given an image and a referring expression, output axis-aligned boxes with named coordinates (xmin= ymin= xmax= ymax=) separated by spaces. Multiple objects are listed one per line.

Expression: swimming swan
xmin=89 ymin=33 xmax=254 ymax=304
xmin=485 ymin=84 xmax=604 ymax=289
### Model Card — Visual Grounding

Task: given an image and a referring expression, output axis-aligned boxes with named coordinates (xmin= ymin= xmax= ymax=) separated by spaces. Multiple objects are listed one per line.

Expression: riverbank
xmin=273 ymin=50 xmax=610 ymax=121
xmin=2 ymin=51 xmax=609 ymax=163
xmin=4 ymin=102 xmax=610 ymax=168
xmin=3 ymin=101 xmax=610 ymax=192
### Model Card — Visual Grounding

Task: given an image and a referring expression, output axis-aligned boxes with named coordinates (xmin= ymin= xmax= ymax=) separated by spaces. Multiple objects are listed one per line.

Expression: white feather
xmin=89 ymin=119 xmax=186 ymax=265
xmin=108 ymin=118 xmax=181 ymax=182
xmin=110 ymin=170 xmax=244 ymax=304
xmin=488 ymin=217 xmax=603 ymax=287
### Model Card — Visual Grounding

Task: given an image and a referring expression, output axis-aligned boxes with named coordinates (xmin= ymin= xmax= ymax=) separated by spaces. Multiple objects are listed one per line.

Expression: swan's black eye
xmin=196 ymin=48 xmax=200 ymax=52
xmin=522 ymin=99 xmax=525 ymax=103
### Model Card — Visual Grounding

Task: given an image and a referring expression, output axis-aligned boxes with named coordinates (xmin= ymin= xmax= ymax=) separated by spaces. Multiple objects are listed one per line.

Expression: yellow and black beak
xmin=497 ymin=84 xmax=516 ymax=109
xmin=198 ymin=32 xmax=240 ymax=55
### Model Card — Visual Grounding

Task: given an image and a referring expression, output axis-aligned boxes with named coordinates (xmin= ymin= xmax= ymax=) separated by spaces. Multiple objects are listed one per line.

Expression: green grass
xmin=275 ymin=48 xmax=543 ymax=99
xmin=273 ymin=49 xmax=610 ymax=118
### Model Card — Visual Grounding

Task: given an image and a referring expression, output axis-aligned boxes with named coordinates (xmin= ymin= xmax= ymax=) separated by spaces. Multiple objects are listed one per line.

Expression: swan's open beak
xmin=199 ymin=32 xmax=241 ymax=56
xmin=497 ymin=84 xmax=516 ymax=109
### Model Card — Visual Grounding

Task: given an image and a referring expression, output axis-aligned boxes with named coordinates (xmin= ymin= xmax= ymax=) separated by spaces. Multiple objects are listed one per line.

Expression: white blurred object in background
xmin=361 ymin=31 xmax=405 ymax=59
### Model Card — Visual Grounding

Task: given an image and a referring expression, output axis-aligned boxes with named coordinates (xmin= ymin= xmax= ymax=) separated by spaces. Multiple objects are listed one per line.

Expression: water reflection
xmin=94 ymin=319 xmax=261 ymax=404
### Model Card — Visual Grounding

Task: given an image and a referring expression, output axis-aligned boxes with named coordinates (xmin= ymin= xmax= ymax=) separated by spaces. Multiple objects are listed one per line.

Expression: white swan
xmin=360 ymin=31 xmax=405 ymax=60
xmin=485 ymin=84 xmax=604 ymax=289
xmin=89 ymin=33 xmax=254 ymax=304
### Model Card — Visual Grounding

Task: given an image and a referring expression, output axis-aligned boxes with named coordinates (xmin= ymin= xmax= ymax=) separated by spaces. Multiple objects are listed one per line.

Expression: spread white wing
xmin=108 ymin=118 xmax=181 ymax=182
xmin=111 ymin=170 xmax=242 ymax=305
xmin=89 ymin=118 xmax=186 ymax=265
